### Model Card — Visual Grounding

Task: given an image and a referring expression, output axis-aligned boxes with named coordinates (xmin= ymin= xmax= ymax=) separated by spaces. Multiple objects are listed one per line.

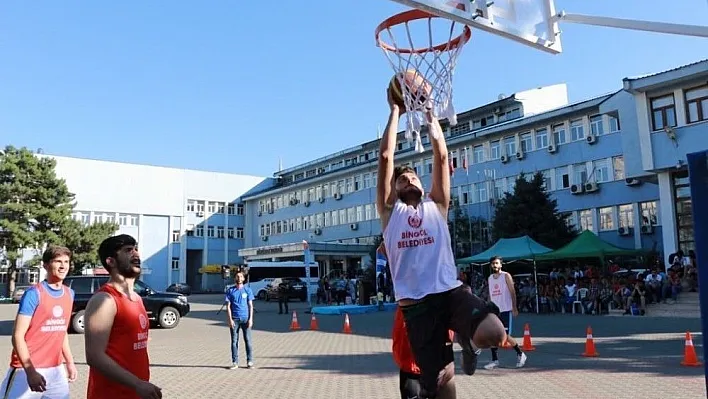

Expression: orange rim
xmin=375 ymin=9 xmax=471 ymax=55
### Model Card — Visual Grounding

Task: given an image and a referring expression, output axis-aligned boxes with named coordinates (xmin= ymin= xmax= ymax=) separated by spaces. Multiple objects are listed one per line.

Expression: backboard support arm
xmin=554 ymin=11 xmax=708 ymax=38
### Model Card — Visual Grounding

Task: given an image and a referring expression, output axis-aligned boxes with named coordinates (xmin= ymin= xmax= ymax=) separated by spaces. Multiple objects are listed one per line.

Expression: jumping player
xmin=393 ymin=307 xmax=456 ymax=399
xmin=378 ymin=87 xmax=506 ymax=398
xmin=484 ymin=256 xmax=527 ymax=370
xmin=0 ymin=245 xmax=77 ymax=399
xmin=84 ymin=235 xmax=162 ymax=399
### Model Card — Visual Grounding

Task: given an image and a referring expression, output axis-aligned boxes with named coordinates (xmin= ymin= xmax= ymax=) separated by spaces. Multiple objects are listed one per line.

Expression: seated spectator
xmin=644 ymin=269 xmax=663 ymax=303
xmin=626 ymin=281 xmax=647 ymax=315
xmin=598 ymin=279 xmax=613 ymax=314
xmin=587 ymin=279 xmax=600 ymax=314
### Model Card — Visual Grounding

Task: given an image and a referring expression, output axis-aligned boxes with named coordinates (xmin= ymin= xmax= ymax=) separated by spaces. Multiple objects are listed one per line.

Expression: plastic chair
xmin=572 ymin=288 xmax=589 ymax=314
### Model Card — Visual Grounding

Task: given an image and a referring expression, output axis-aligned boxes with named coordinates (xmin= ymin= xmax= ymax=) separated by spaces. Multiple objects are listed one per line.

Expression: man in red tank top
xmin=84 ymin=234 xmax=162 ymax=399
xmin=392 ymin=307 xmax=456 ymax=399
xmin=0 ymin=245 xmax=77 ymax=399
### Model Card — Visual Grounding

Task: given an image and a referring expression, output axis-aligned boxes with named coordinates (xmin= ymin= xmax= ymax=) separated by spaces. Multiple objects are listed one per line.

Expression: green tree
xmin=491 ymin=172 xmax=576 ymax=249
xmin=58 ymin=219 xmax=118 ymax=274
xmin=0 ymin=146 xmax=75 ymax=295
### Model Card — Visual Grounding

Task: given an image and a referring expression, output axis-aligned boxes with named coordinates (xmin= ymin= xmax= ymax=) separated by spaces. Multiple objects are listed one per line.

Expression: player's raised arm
xmin=427 ymin=112 xmax=450 ymax=214
xmin=376 ymin=88 xmax=401 ymax=230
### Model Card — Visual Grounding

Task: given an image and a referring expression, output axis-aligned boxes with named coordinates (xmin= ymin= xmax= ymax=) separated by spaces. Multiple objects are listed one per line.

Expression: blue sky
xmin=1 ymin=1 xmax=707 ymax=177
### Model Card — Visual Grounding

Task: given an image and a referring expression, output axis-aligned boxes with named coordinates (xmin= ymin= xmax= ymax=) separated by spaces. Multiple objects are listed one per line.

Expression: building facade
xmin=51 ymin=155 xmax=267 ymax=292
xmin=608 ymin=59 xmax=708 ymax=258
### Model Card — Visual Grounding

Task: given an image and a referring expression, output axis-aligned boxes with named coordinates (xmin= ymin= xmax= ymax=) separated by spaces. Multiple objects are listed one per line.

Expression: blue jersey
xmin=224 ymin=285 xmax=254 ymax=321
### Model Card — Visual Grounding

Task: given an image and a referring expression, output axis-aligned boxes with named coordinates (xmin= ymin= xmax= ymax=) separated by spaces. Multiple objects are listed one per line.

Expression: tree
xmin=491 ymin=172 xmax=576 ymax=249
xmin=0 ymin=146 xmax=75 ymax=295
xmin=57 ymin=219 xmax=118 ymax=274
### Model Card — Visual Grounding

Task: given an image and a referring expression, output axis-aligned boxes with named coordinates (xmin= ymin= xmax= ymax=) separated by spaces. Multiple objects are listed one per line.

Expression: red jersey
xmin=10 ymin=283 xmax=73 ymax=368
xmin=392 ymin=307 xmax=454 ymax=374
xmin=87 ymin=284 xmax=150 ymax=399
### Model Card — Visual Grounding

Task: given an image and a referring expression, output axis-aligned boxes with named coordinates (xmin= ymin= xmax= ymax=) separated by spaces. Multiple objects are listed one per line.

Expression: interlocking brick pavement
xmin=0 ymin=295 xmax=704 ymax=399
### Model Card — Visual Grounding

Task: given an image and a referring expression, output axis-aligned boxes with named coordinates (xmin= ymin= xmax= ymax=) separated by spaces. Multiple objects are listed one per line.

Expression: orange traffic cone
xmin=309 ymin=313 xmax=319 ymax=330
xmin=289 ymin=311 xmax=301 ymax=331
xmin=681 ymin=331 xmax=702 ymax=367
xmin=582 ymin=326 xmax=598 ymax=357
xmin=342 ymin=313 xmax=352 ymax=334
xmin=521 ymin=323 xmax=536 ymax=351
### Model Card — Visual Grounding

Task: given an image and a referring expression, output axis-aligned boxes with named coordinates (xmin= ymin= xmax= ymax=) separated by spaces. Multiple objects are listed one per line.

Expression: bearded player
xmin=0 ymin=245 xmax=77 ymax=399
xmin=378 ymin=86 xmax=506 ymax=398
xmin=84 ymin=235 xmax=162 ymax=399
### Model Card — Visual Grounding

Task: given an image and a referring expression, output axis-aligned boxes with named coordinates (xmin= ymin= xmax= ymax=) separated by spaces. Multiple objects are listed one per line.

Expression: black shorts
xmin=498 ymin=311 xmax=513 ymax=334
xmin=400 ymin=284 xmax=491 ymax=397
xmin=399 ymin=361 xmax=454 ymax=399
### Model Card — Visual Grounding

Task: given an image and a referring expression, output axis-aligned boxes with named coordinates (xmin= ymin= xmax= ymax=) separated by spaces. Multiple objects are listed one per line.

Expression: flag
xmin=449 ymin=158 xmax=455 ymax=177
xmin=462 ymin=147 xmax=469 ymax=175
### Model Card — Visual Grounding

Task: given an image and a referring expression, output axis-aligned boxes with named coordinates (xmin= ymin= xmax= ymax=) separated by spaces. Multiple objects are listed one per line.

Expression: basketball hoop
xmin=376 ymin=9 xmax=471 ymax=153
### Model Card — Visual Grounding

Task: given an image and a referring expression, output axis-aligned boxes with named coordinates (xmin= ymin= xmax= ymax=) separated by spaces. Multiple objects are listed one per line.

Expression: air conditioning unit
xmin=261 ymin=236 xmax=268 ymax=241
xmin=584 ymin=182 xmax=599 ymax=193
xmin=548 ymin=144 xmax=557 ymax=153
xmin=515 ymin=151 xmax=524 ymax=160
xmin=625 ymin=178 xmax=641 ymax=186
xmin=289 ymin=198 xmax=298 ymax=206
xmin=196 ymin=211 xmax=204 ymax=217
xmin=640 ymin=225 xmax=654 ymax=235
xmin=586 ymin=135 xmax=597 ymax=144
xmin=350 ymin=223 xmax=358 ymax=231
xmin=303 ymin=201 xmax=311 ymax=207
xmin=493 ymin=106 xmax=503 ymax=114
xmin=334 ymin=193 xmax=343 ymax=200
xmin=500 ymin=154 xmax=509 ymax=163
xmin=313 ymin=228 xmax=322 ymax=235
xmin=318 ymin=197 xmax=325 ymax=203
xmin=618 ymin=226 xmax=631 ymax=236
xmin=570 ymin=184 xmax=584 ymax=195
xmin=257 ymin=210 xmax=262 ymax=217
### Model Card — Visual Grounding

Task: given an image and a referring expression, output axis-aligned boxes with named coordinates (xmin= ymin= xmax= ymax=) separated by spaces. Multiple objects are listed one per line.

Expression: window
xmin=345 ymin=178 xmax=353 ymax=193
xmin=237 ymin=204 xmax=244 ymax=215
xmin=365 ymin=204 xmax=373 ymax=220
xmin=608 ymin=115 xmax=620 ymax=132
xmin=493 ymin=179 xmax=504 ymax=199
xmin=490 ymin=141 xmax=500 ymax=160
xmin=541 ymin=170 xmax=552 ymax=191
xmin=459 ymin=184 xmax=470 ymax=204
xmin=196 ymin=202 xmax=205 ymax=213
xmin=598 ymin=207 xmax=614 ymax=231
xmin=519 ymin=133 xmax=532 ymax=152
xmin=650 ymin=94 xmax=677 ymax=131
xmin=589 ymin=115 xmax=604 ymax=136
xmin=506 ymin=176 xmax=516 ymax=193
xmin=81 ymin=214 xmax=91 ymax=225
xmin=356 ymin=206 xmax=363 ymax=222
xmin=552 ymin=124 xmax=566 ymax=145
xmin=196 ymin=226 xmax=204 ymax=237
xmin=332 ymin=210 xmax=339 ymax=225
xmin=535 ymin=128 xmax=549 ymax=149
xmin=339 ymin=209 xmax=347 ymax=224
xmin=685 ymin=85 xmax=708 ymax=123
xmin=227 ymin=227 xmax=235 ymax=238
xmin=592 ymin=159 xmax=611 ymax=183
xmin=564 ymin=212 xmax=576 ymax=228
xmin=363 ymin=173 xmax=372 ymax=189
xmin=579 ymin=209 xmax=593 ymax=231
xmin=70 ymin=278 xmax=93 ymax=294
xmin=186 ymin=200 xmax=195 ymax=212
xmin=477 ymin=182 xmax=488 ymax=202
xmin=316 ymin=213 xmax=324 ymax=228
xmin=473 ymin=145 xmax=484 ymax=163
xmin=570 ymin=119 xmax=585 ymax=141
xmin=573 ymin=163 xmax=587 ymax=185
xmin=207 ymin=202 xmax=216 ymax=213
xmin=354 ymin=176 xmax=361 ymax=191
xmin=323 ymin=212 xmax=331 ymax=227
xmin=171 ymin=259 xmax=179 ymax=270
xmin=503 ymin=136 xmax=516 ymax=156
xmin=186 ymin=224 xmax=194 ymax=237
xmin=640 ymin=201 xmax=658 ymax=226
xmin=172 ymin=230 xmax=180 ymax=242
xmin=217 ymin=226 xmax=225 ymax=238
xmin=227 ymin=203 xmax=235 ymax=215
xmin=217 ymin=203 xmax=225 ymax=214
xmin=555 ymin=167 xmax=570 ymax=190
xmin=207 ymin=226 xmax=215 ymax=238
xmin=130 ymin=215 xmax=138 ymax=226
xmin=347 ymin=208 xmax=355 ymax=224
xmin=618 ymin=204 xmax=634 ymax=228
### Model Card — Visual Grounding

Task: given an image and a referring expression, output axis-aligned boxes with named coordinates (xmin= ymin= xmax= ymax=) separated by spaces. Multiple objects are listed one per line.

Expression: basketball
xmin=388 ymin=69 xmax=433 ymax=110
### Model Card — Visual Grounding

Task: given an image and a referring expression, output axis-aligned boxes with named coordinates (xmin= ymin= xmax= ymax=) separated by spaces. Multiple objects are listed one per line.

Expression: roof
xmin=457 ymin=235 xmax=553 ymax=264
xmin=623 ymin=59 xmax=708 ymax=92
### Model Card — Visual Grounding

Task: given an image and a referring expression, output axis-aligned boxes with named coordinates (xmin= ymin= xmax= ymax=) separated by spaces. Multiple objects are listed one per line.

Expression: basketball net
xmin=376 ymin=9 xmax=471 ymax=153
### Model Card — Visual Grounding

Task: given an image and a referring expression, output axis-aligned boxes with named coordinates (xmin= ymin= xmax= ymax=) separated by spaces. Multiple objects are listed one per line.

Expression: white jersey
xmin=488 ymin=272 xmax=513 ymax=312
xmin=382 ymin=198 xmax=461 ymax=301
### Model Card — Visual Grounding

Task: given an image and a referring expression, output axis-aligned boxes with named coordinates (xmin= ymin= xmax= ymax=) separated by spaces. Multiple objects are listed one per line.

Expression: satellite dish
xmin=497 ymin=93 xmax=506 ymax=100
xmin=36 ymin=148 xmax=44 ymax=154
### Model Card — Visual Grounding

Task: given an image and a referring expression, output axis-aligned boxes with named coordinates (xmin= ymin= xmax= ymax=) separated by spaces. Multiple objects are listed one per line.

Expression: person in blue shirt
xmin=224 ymin=272 xmax=254 ymax=369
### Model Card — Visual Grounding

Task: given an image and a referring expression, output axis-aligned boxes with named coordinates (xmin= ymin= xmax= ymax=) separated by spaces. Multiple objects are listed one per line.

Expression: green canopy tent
xmin=457 ymin=235 xmax=553 ymax=264
xmin=534 ymin=230 xmax=643 ymax=261
xmin=457 ymin=236 xmax=552 ymax=314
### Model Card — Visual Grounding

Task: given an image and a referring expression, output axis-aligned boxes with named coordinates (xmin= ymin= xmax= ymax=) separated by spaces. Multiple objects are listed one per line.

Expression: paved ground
xmin=0 ymin=295 xmax=704 ymax=399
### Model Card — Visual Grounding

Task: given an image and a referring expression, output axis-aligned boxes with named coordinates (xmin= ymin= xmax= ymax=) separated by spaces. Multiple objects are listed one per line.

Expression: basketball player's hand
xmin=512 ymin=308 xmax=519 ymax=317
xmin=136 ymin=381 xmax=162 ymax=399
xmin=26 ymin=368 xmax=47 ymax=392
xmin=66 ymin=361 xmax=78 ymax=382
xmin=228 ymin=318 xmax=235 ymax=329
xmin=386 ymin=87 xmax=401 ymax=113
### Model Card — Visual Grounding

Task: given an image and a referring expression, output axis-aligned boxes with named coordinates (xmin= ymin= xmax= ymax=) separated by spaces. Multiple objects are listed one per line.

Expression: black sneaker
xmin=459 ymin=338 xmax=481 ymax=375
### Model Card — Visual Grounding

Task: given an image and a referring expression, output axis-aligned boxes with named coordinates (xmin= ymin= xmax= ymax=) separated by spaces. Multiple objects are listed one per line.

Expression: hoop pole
xmin=554 ymin=12 xmax=708 ymax=38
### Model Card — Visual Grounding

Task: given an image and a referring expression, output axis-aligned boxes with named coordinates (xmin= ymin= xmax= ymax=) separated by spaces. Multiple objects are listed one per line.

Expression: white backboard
xmin=389 ymin=0 xmax=563 ymax=54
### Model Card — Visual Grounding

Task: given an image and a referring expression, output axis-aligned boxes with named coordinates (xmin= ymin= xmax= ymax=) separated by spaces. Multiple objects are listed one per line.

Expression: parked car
xmin=12 ymin=285 xmax=31 ymax=303
xmin=264 ymin=277 xmax=308 ymax=302
xmin=63 ymin=276 xmax=191 ymax=334
xmin=166 ymin=283 xmax=192 ymax=296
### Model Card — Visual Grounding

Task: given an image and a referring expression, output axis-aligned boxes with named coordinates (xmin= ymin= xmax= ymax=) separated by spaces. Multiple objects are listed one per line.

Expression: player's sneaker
xmin=460 ymin=338 xmax=481 ymax=375
xmin=483 ymin=360 xmax=499 ymax=370
xmin=516 ymin=352 xmax=527 ymax=368
xmin=229 ymin=364 xmax=239 ymax=370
